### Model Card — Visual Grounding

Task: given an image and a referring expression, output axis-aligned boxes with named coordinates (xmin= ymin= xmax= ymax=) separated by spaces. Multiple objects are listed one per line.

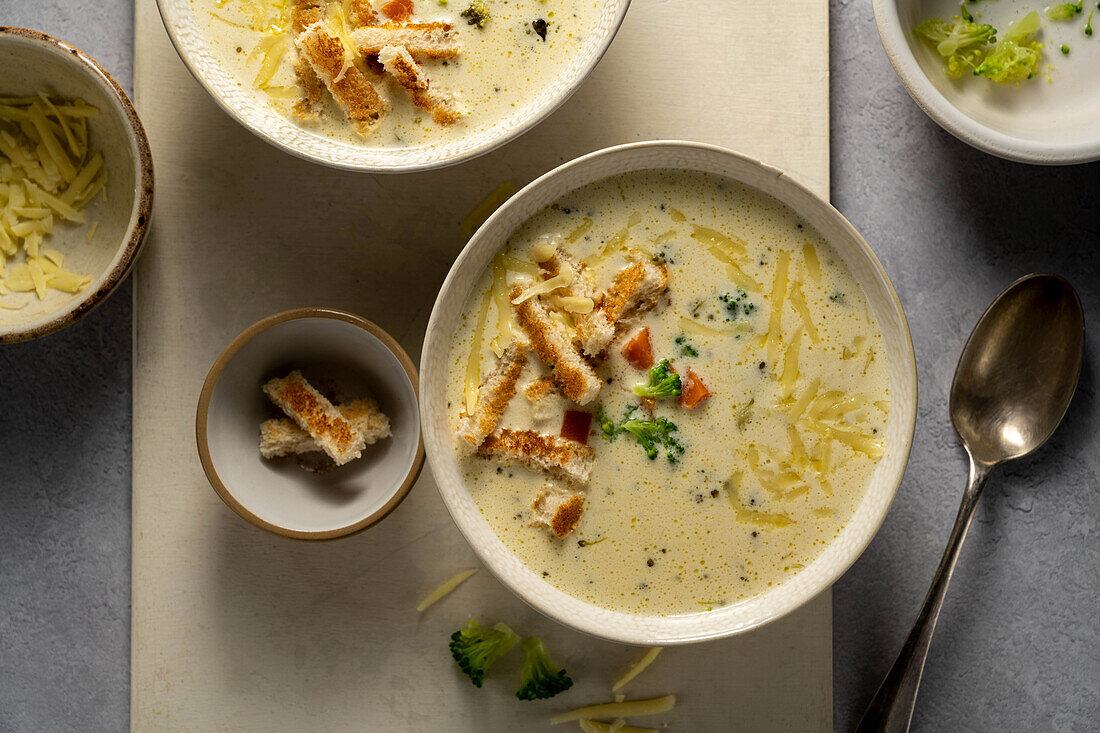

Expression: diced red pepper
xmin=380 ymin=0 xmax=414 ymax=22
xmin=621 ymin=328 xmax=654 ymax=370
xmin=561 ymin=410 xmax=593 ymax=444
xmin=677 ymin=368 xmax=711 ymax=409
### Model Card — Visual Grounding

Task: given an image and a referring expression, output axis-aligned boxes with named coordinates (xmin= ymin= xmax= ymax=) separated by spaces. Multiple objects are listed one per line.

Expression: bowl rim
xmin=195 ymin=306 xmax=426 ymax=541
xmin=871 ymin=0 xmax=1100 ymax=165
xmin=153 ymin=0 xmax=632 ymax=173
xmin=421 ymin=140 xmax=918 ymax=644
xmin=0 ymin=27 xmax=155 ymax=342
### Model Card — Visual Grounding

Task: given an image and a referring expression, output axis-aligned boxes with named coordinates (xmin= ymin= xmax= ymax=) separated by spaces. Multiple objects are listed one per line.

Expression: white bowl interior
xmin=876 ymin=0 xmax=1100 ymax=163
xmin=0 ymin=32 xmax=146 ymax=337
xmin=421 ymin=142 xmax=917 ymax=645
xmin=206 ymin=316 xmax=421 ymax=535
xmin=155 ymin=0 xmax=630 ymax=171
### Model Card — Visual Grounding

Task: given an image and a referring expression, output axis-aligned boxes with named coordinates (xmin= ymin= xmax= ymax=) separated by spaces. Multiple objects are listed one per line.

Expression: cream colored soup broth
xmin=193 ymin=0 xmax=601 ymax=147
xmin=448 ymin=170 xmax=891 ymax=616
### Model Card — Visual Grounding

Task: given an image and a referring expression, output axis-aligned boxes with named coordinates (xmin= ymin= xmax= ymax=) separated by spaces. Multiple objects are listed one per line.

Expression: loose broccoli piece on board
xmin=632 ymin=359 xmax=682 ymax=398
xmin=449 ymin=621 xmax=519 ymax=687
xmin=913 ymin=15 xmax=998 ymax=77
xmin=975 ymin=11 xmax=1043 ymax=84
xmin=515 ymin=638 xmax=573 ymax=701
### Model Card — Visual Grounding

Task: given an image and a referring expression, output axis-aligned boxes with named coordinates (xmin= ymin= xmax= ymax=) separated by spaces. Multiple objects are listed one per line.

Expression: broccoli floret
xmin=719 ymin=289 xmax=756 ymax=319
xmin=461 ymin=0 xmax=490 ymax=27
xmin=1045 ymin=2 xmax=1082 ymax=20
xmin=619 ymin=415 xmax=685 ymax=463
xmin=675 ymin=335 xmax=698 ymax=357
xmin=596 ymin=404 xmax=622 ymax=440
xmin=449 ymin=621 xmax=518 ymax=687
xmin=596 ymin=404 xmax=685 ymax=463
xmin=914 ymin=15 xmax=998 ymax=77
xmin=633 ymin=359 xmax=682 ymax=398
xmin=974 ymin=11 xmax=1043 ymax=84
xmin=515 ymin=638 xmax=573 ymax=700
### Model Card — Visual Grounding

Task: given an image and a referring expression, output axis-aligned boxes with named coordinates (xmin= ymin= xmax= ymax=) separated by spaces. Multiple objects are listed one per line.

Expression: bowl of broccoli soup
xmin=157 ymin=0 xmax=629 ymax=171
xmin=421 ymin=141 xmax=916 ymax=644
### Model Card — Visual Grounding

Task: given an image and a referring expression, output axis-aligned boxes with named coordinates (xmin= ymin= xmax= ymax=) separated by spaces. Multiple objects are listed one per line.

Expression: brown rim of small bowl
xmin=195 ymin=307 xmax=425 ymax=541
xmin=0 ymin=27 xmax=154 ymax=343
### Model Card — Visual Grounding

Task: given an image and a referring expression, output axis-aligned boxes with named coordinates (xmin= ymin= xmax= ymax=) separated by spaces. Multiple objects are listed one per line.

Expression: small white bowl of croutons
xmin=196 ymin=307 xmax=424 ymax=540
xmin=0 ymin=28 xmax=153 ymax=341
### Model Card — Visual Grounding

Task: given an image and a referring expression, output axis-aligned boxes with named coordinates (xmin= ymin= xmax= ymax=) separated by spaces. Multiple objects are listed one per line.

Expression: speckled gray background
xmin=0 ymin=1 xmax=1096 ymax=731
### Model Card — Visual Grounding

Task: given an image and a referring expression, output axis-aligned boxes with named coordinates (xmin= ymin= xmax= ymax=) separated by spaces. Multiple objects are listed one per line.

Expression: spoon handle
xmin=855 ymin=456 xmax=994 ymax=733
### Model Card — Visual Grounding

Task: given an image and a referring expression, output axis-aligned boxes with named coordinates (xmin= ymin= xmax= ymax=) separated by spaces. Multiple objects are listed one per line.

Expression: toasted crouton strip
xmin=348 ymin=0 xmax=379 ymax=26
xmin=523 ymin=374 xmax=560 ymax=423
xmin=578 ymin=258 xmax=668 ymax=357
xmin=377 ymin=44 xmax=464 ymax=125
xmin=531 ymin=484 xmax=585 ymax=537
xmin=510 ymin=284 xmax=602 ymax=405
xmin=540 ymin=250 xmax=604 ymax=345
xmin=353 ymin=22 xmax=460 ymax=59
xmin=478 ymin=429 xmax=595 ymax=485
xmin=457 ymin=341 xmax=528 ymax=454
xmin=296 ymin=21 xmax=388 ymax=134
xmin=260 ymin=397 xmax=390 ymax=459
xmin=263 ymin=371 xmax=366 ymax=466
xmin=291 ymin=1 xmax=326 ymax=118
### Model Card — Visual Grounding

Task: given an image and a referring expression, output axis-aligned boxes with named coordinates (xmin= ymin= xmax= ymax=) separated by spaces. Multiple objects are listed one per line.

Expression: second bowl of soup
xmin=421 ymin=141 xmax=916 ymax=644
xmin=157 ymin=0 xmax=630 ymax=171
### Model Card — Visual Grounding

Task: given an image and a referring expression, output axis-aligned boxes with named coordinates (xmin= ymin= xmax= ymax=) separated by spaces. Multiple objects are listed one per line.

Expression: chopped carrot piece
xmin=621 ymin=328 xmax=654 ymax=370
xmin=561 ymin=410 xmax=593 ymax=444
xmin=380 ymin=0 xmax=413 ymax=22
xmin=678 ymin=368 xmax=710 ymax=409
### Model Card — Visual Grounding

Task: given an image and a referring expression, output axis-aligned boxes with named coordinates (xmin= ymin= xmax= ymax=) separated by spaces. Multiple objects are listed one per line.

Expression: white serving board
xmin=132 ymin=0 xmax=832 ymax=729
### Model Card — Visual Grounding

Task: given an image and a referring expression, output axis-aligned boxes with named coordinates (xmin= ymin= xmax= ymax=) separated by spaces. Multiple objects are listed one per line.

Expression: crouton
xmin=290 ymin=1 xmax=326 ymax=118
xmin=377 ymin=44 xmax=464 ymax=125
xmin=353 ymin=22 xmax=460 ymax=59
xmin=456 ymin=341 xmax=528 ymax=454
xmin=260 ymin=397 xmax=390 ymax=459
xmin=523 ymin=374 xmax=560 ymax=423
xmin=530 ymin=484 xmax=585 ymax=537
xmin=348 ymin=0 xmax=379 ymax=26
xmin=296 ymin=21 xmax=388 ymax=134
xmin=262 ymin=371 xmax=366 ymax=466
xmin=478 ymin=429 xmax=595 ymax=486
xmin=510 ymin=284 xmax=602 ymax=405
xmin=577 ymin=258 xmax=667 ymax=357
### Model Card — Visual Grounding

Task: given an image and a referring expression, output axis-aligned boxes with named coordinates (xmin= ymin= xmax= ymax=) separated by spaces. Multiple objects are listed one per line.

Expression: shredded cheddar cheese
xmin=551 ymin=696 xmax=676 ymax=725
xmin=415 ymin=568 xmax=478 ymax=612
xmin=0 ymin=94 xmax=101 ymax=304
xmin=611 ymin=647 xmax=663 ymax=692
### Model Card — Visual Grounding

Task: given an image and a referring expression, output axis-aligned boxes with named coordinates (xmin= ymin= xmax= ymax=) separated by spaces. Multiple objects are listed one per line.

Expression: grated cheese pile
xmin=0 ymin=93 xmax=104 ymax=306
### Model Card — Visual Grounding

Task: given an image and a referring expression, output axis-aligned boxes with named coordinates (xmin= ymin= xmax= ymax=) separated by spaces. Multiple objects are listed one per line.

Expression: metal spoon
xmin=856 ymin=274 xmax=1084 ymax=733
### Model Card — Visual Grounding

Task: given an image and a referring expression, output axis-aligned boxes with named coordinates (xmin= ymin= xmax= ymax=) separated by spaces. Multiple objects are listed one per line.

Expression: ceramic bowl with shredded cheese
xmin=421 ymin=142 xmax=918 ymax=644
xmin=0 ymin=28 xmax=153 ymax=342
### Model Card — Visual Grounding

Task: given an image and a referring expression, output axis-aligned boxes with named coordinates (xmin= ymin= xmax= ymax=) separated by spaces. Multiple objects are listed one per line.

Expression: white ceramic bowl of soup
xmin=155 ymin=0 xmax=630 ymax=172
xmin=874 ymin=0 xmax=1100 ymax=164
xmin=421 ymin=141 xmax=917 ymax=644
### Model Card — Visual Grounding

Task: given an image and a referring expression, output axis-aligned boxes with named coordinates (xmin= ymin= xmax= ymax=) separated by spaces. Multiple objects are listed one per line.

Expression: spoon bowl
xmin=951 ymin=275 xmax=1085 ymax=465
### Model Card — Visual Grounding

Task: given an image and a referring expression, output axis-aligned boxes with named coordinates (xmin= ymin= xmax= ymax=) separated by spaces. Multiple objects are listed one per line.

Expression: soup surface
xmin=192 ymin=0 xmax=602 ymax=147
xmin=447 ymin=170 xmax=891 ymax=616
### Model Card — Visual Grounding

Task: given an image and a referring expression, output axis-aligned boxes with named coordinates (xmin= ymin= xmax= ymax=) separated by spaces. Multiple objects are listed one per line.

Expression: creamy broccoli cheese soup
xmin=447 ymin=170 xmax=891 ymax=616
xmin=193 ymin=0 xmax=602 ymax=147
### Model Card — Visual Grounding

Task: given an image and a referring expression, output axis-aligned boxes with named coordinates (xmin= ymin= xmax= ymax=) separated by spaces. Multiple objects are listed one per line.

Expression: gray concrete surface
xmin=0 ymin=1 xmax=1096 ymax=731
